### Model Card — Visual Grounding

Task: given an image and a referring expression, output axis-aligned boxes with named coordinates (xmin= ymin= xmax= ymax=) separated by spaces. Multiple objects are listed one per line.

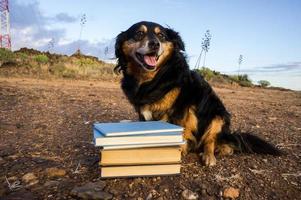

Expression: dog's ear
xmin=115 ymin=31 xmax=126 ymax=59
xmin=166 ymin=28 xmax=185 ymax=51
xmin=114 ymin=31 xmax=127 ymax=73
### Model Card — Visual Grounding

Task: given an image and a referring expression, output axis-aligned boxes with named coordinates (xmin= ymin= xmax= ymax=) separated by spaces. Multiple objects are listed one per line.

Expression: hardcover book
xmin=100 ymin=164 xmax=181 ymax=178
xmin=100 ymin=147 xmax=181 ymax=166
xmin=93 ymin=121 xmax=183 ymax=137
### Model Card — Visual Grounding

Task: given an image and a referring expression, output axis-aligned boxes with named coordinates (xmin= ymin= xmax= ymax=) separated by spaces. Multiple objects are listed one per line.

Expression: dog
xmin=114 ymin=21 xmax=281 ymax=166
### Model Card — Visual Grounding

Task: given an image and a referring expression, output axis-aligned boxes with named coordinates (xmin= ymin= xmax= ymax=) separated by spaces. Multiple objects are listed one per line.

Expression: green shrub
xmin=258 ymin=80 xmax=270 ymax=87
xmin=48 ymin=64 xmax=76 ymax=78
xmin=0 ymin=48 xmax=15 ymax=66
xmin=34 ymin=54 xmax=49 ymax=64
xmin=196 ymin=67 xmax=221 ymax=81
xmin=15 ymin=52 xmax=28 ymax=64
xmin=229 ymin=74 xmax=253 ymax=87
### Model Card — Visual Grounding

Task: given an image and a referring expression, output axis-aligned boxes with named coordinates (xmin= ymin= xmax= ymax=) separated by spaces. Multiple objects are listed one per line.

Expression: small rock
xmin=108 ymin=188 xmax=119 ymax=195
xmin=0 ymin=157 xmax=5 ymax=164
xmin=44 ymin=180 xmax=60 ymax=187
xmin=46 ymin=167 xmax=66 ymax=177
xmin=128 ymin=191 xmax=137 ymax=197
xmin=22 ymin=173 xmax=39 ymax=186
xmin=181 ymin=189 xmax=199 ymax=200
xmin=146 ymin=193 xmax=153 ymax=200
xmin=223 ymin=187 xmax=240 ymax=199
xmin=22 ymin=173 xmax=37 ymax=183
xmin=71 ymin=181 xmax=112 ymax=200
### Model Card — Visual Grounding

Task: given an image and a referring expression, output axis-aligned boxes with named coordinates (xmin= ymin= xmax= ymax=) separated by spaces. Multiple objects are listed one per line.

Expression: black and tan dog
xmin=114 ymin=21 xmax=280 ymax=166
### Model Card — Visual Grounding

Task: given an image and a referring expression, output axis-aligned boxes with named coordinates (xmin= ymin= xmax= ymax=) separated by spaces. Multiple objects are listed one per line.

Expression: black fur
xmin=115 ymin=21 xmax=281 ymax=156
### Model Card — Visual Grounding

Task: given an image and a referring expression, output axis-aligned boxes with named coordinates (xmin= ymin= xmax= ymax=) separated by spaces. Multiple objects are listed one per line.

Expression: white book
xmin=93 ymin=129 xmax=183 ymax=147
xmin=102 ymin=141 xmax=186 ymax=150
xmin=93 ymin=121 xmax=183 ymax=137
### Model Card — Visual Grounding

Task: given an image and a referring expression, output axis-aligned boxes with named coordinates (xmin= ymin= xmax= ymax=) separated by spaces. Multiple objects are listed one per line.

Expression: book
xmin=102 ymin=141 xmax=185 ymax=150
xmin=94 ymin=121 xmax=183 ymax=137
xmin=100 ymin=147 xmax=181 ymax=166
xmin=100 ymin=164 xmax=181 ymax=178
xmin=93 ymin=128 xmax=183 ymax=147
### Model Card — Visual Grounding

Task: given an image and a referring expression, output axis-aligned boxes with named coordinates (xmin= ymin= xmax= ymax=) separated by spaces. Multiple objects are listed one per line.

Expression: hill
xmin=0 ymin=48 xmax=291 ymax=91
xmin=0 ymin=48 xmax=116 ymax=80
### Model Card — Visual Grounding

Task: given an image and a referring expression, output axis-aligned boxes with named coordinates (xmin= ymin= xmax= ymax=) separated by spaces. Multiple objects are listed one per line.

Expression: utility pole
xmin=0 ymin=0 xmax=11 ymax=49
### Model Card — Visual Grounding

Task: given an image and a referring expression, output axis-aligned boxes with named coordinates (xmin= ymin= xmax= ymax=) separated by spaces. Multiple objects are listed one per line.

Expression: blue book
xmin=93 ymin=121 xmax=184 ymax=147
xmin=94 ymin=121 xmax=183 ymax=137
xmin=93 ymin=129 xmax=183 ymax=147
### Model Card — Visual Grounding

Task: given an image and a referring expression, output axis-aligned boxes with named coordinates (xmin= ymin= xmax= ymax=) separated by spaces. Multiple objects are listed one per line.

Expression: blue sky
xmin=9 ymin=0 xmax=301 ymax=90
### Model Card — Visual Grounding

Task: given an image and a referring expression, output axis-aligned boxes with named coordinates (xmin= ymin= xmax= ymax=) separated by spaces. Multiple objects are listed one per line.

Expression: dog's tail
xmin=218 ymin=131 xmax=282 ymax=156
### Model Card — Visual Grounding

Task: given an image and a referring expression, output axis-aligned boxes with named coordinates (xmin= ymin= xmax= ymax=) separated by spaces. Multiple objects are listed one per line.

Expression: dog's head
xmin=115 ymin=21 xmax=185 ymax=74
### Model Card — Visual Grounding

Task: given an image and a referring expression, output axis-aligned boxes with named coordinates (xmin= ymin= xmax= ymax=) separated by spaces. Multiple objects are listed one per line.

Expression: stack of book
xmin=93 ymin=121 xmax=184 ymax=178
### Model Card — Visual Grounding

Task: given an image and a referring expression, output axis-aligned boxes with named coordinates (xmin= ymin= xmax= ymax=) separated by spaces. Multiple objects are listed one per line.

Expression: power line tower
xmin=0 ymin=0 xmax=11 ymax=49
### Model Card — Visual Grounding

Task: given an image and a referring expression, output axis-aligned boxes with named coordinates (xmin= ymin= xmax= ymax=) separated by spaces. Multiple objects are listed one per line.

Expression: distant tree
xmin=238 ymin=54 xmax=243 ymax=76
xmin=78 ymin=14 xmax=87 ymax=51
xmin=194 ymin=30 xmax=212 ymax=70
xmin=258 ymin=80 xmax=271 ymax=87
xmin=202 ymin=30 xmax=212 ymax=67
xmin=47 ymin=38 xmax=55 ymax=52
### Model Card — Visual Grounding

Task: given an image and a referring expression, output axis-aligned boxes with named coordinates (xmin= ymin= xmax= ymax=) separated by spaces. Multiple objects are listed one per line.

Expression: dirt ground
xmin=0 ymin=77 xmax=300 ymax=200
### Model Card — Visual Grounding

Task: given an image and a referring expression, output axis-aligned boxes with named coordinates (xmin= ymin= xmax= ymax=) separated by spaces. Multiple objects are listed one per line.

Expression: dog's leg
xmin=202 ymin=138 xmax=217 ymax=166
xmin=181 ymin=107 xmax=198 ymax=155
xmin=181 ymin=132 xmax=197 ymax=155
xmin=140 ymin=105 xmax=152 ymax=121
xmin=200 ymin=117 xmax=224 ymax=166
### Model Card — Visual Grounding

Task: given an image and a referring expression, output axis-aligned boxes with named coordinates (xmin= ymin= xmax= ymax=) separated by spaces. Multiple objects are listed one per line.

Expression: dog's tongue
xmin=144 ymin=55 xmax=157 ymax=67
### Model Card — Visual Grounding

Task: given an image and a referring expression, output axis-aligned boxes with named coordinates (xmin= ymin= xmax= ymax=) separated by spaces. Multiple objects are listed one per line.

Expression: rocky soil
xmin=0 ymin=78 xmax=300 ymax=200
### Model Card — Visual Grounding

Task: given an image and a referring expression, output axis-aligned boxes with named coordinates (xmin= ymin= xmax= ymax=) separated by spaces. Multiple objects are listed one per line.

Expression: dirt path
xmin=0 ymin=78 xmax=300 ymax=199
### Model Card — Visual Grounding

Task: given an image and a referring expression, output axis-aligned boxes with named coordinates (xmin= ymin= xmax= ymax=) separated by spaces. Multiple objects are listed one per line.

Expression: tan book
xmin=100 ymin=164 xmax=181 ymax=178
xmin=100 ymin=147 xmax=181 ymax=166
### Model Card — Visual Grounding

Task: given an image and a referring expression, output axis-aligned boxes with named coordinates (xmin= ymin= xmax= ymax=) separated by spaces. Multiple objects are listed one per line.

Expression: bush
xmin=258 ymin=80 xmax=270 ymax=87
xmin=196 ymin=67 xmax=221 ymax=81
xmin=0 ymin=48 xmax=15 ymax=66
xmin=229 ymin=74 xmax=253 ymax=87
xmin=34 ymin=54 xmax=49 ymax=64
xmin=48 ymin=64 xmax=76 ymax=78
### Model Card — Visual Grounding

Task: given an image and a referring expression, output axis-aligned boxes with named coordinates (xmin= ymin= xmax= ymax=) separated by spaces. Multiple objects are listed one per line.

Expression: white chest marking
xmin=142 ymin=109 xmax=153 ymax=121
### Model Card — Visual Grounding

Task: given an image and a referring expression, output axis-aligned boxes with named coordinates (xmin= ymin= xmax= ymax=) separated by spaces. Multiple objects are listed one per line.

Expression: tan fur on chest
xmin=149 ymin=87 xmax=180 ymax=111
xmin=140 ymin=88 xmax=180 ymax=121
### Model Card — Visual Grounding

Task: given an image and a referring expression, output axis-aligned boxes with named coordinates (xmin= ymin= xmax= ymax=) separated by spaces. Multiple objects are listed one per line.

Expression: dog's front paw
xmin=201 ymin=153 xmax=217 ymax=166
xmin=181 ymin=143 xmax=189 ymax=156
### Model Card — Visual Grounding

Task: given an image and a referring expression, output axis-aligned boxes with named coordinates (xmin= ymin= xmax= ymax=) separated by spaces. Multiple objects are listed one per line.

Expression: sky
xmin=8 ymin=0 xmax=301 ymax=90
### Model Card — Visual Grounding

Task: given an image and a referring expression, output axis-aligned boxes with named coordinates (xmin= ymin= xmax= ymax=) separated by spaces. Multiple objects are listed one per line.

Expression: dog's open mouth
xmin=135 ymin=52 xmax=159 ymax=71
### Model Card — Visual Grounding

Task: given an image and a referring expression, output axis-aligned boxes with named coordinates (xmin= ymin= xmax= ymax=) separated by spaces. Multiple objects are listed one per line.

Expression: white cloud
xmin=9 ymin=0 xmax=115 ymax=59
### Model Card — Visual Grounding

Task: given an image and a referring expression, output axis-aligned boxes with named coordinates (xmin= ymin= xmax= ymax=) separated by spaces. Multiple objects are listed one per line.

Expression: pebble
xmin=22 ymin=172 xmax=39 ymax=186
xmin=0 ymin=157 xmax=5 ymax=164
xmin=44 ymin=180 xmax=60 ymax=187
xmin=146 ymin=193 xmax=153 ymax=200
xmin=45 ymin=167 xmax=66 ymax=177
xmin=223 ymin=187 xmax=240 ymax=199
xmin=181 ymin=189 xmax=199 ymax=200
xmin=71 ymin=181 xmax=112 ymax=200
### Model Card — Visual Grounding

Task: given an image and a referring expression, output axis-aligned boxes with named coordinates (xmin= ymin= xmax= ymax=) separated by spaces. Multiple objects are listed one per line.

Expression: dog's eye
xmin=134 ymin=31 xmax=145 ymax=41
xmin=157 ymin=33 xmax=166 ymax=41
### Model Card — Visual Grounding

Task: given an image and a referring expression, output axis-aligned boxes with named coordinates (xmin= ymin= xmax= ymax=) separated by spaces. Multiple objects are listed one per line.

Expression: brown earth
xmin=0 ymin=77 xmax=300 ymax=200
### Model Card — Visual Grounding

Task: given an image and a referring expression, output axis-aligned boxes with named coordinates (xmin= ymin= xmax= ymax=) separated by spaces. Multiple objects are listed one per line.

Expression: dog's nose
xmin=148 ymin=40 xmax=160 ymax=51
